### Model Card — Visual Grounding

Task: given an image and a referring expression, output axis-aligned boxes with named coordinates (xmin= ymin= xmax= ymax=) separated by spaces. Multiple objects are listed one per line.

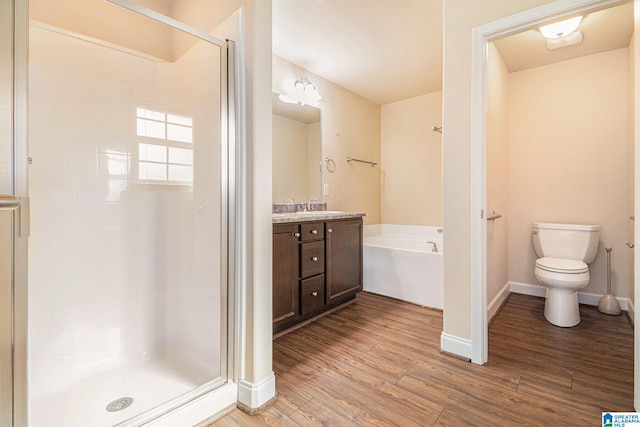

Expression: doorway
xmin=470 ymin=0 xmax=637 ymax=407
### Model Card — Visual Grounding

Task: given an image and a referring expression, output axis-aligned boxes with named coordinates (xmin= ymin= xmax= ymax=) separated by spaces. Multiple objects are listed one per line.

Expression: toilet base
xmin=544 ymin=288 xmax=581 ymax=327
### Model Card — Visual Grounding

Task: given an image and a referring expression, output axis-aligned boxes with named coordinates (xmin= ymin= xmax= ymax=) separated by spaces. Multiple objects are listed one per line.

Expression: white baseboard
xmin=628 ymin=298 xmax=635 ymax=326
xmin=440 ymin=332 xmax=472 ymax=360
xmin=237 ymin=372 xmax=276 ymax=410
xmin=487 ymin=282 xmax=511 ymax=321
xmin=509 ymin=281 xmax=629 ymax=311
xmin=509 ymin=281 xmax=545 ymax=298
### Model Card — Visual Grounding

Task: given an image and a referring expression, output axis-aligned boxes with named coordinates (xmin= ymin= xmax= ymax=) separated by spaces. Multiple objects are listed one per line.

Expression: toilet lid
xmin=536 ymin=257 xmax=588 ymax=274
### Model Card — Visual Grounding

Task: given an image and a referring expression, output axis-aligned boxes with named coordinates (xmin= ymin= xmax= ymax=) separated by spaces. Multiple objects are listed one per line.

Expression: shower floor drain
xmin=106 ymin=397 xmax=133 ymax=412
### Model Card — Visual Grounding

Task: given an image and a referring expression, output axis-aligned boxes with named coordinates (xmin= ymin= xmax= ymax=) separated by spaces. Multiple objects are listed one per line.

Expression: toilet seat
xmin=535 ymin=257 xmax=588 ymax=274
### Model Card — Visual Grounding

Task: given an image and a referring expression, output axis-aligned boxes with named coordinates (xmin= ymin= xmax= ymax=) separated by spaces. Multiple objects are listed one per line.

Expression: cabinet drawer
xmin=300 ymin=275 xmax=325 ymax=315
xmin=301 ymin=222 xmax=324 ymax=241
xmin=300 ymin=240 xmax=325 ymax=278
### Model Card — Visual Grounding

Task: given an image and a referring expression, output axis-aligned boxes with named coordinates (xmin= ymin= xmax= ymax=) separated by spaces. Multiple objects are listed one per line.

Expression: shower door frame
xmin=3 ymin=0 xmax=239 ymax=425
xmin=1 ymin=0 xmax=29 ymax=425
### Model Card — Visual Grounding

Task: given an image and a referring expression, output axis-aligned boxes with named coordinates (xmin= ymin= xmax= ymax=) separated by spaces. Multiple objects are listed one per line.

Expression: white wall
xmin=381 ymin=92 xmax=442 ymax=226
xmin=273 ymin=54 xmax=381 ymax=224
xmin=486 ymin=43 xmax=510 ymax=309
xmin=507 ymin=48 xmax=630 ymax=298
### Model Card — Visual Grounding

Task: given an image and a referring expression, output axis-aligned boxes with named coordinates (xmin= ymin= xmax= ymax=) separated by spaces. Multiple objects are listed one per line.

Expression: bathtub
xmin=363 ymin=224 xmax=443 ymax=309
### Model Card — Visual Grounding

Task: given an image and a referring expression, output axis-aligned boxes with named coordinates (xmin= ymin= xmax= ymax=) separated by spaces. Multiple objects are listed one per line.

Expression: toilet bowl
xmin=534 ymin=257 xmax=589 ymax=327
xmin=531 ymin=222 xmax=600 ymax=327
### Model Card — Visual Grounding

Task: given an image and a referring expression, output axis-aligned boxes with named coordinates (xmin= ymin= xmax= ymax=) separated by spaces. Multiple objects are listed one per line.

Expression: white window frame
xmin=134 ymin=106 xmax=195 ymax=186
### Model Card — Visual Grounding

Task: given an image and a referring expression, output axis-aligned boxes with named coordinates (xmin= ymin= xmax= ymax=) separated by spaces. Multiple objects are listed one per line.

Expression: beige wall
xmin=486 ymin=43 xmax=510 ymax=306
xmin=629 ymin=29 xmax=636 ymax=307
xmin=244 ymin=0 xmax=274 ymax=399
xmin=381 ymin=92 xmax=442 ymax=226
xmin=633 ymin=4 xmax=640 ymax=411
xmin=442 ymin=0 xmax=552 ymax=341
xmin=507 ymin=48 xmax=630 ymax=298
xmin=273 ymin=55 xmax=381 ymax=224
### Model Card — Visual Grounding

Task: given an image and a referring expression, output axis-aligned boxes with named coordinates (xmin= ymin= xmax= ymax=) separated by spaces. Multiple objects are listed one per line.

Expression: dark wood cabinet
xmin=272 ymin=223 xmax=299 ymax=332
xmin=272 ymin=217 xmax=363 ymax=334
xmin=326 ymin=219 xmax=363 ymax=304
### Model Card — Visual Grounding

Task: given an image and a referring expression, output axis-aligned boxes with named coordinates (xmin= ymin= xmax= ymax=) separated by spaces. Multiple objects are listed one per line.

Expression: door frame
xmin=469 ymin=0 xmax=633 ymax=389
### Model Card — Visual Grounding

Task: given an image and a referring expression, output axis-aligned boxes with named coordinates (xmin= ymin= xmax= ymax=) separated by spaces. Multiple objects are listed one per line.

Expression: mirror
xmin=272 ymin=92 xmax=322 ymax=202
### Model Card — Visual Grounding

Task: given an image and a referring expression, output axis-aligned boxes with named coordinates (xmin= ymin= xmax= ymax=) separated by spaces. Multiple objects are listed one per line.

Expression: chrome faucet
xmin=306 ymin=198 xmax=320 ymax=211
xmin=427 ymin=241 xmax=438 ymax=253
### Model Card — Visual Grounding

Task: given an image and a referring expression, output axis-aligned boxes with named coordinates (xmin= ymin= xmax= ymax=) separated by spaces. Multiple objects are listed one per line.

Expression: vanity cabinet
xmin=326 ymin=219 xmax=363 ymax=304
xmin=272 ymin=224 xmax=299 ymax=332
xmin=272 ymin=217 xmax=363 ymax=334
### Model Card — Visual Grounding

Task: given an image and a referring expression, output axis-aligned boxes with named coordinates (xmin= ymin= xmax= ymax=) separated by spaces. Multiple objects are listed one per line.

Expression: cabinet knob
xmin=327 ymin=228 xmax=332 ymax=233
xmin=311 ymin=229 xmax=318 ymax=235
xmin=311 ymin=291 xmax=318 ymax=297
xmin=294 ymin=232 xmax=300 ymax=237
xmin=311 ymin=256 xmax=318 ymax=262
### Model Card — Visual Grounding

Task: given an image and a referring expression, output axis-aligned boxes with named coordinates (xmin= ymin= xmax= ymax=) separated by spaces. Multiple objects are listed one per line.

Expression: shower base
xmin=29 ymin=354 xmax=215 ymax=427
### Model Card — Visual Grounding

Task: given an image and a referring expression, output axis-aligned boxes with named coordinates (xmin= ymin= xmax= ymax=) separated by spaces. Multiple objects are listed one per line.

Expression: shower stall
xmin=1 ymin=0 xmax=237 ymax=425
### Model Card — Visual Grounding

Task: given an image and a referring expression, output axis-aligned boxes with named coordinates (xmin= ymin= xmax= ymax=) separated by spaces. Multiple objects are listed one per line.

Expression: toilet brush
xmin=598 ymin=247 xmax=621 ymax=315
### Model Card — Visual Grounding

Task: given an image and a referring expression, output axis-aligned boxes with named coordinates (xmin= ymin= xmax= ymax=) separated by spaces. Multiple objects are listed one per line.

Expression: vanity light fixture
xmin=293 ymin=77 xmax=322 ymax=105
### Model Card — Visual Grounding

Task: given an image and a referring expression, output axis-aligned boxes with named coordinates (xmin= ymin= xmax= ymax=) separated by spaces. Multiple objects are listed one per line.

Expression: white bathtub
xmin=363 ymin=224 xmax=443 ymax=309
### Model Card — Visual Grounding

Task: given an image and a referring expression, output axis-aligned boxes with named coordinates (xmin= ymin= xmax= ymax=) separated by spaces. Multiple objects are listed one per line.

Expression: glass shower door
xmin=26 ymin=1 xmax=229 ymax=425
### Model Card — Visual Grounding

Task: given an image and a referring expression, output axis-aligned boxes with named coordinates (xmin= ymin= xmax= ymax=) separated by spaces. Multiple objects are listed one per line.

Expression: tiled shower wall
xmin=27 ymin=25 xmax=222 ymax=400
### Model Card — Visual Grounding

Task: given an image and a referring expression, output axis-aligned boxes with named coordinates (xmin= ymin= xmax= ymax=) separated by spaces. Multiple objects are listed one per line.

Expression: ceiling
xmin=272 ymin=0 xmax=634 ymax=106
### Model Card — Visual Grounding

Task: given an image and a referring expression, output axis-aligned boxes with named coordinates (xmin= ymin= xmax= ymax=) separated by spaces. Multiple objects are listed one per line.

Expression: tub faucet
xmin=427 ymin=241 xmax=438 ymax=253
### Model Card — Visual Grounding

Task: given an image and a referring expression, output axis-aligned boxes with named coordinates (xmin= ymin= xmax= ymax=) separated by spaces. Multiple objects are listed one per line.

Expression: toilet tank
xmin=532 ymin=222 xmax=600 ymax=263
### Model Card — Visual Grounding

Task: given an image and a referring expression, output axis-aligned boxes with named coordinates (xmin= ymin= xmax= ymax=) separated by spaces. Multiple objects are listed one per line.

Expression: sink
xmin=296 ymin=210 xmax=344 ymax=215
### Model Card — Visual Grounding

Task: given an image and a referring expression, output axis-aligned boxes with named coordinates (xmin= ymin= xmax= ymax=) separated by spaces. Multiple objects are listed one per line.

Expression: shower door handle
xmin=0 ymin=195 xmax=20 ymax=210
xmin=0 ymin=195 xmax=29 ymax=237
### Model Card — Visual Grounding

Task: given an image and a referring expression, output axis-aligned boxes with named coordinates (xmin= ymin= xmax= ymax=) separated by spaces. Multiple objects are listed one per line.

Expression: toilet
xmin=532 ymin=222 xmax=600 ymax=327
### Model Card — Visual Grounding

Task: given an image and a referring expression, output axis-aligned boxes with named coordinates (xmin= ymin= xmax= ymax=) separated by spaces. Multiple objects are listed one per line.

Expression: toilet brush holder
xmin=598 ymin=247 xmax=621 ymax=316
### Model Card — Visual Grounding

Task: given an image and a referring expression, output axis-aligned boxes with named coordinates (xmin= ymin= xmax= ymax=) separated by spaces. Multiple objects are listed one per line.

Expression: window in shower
xmin=26 ymin=0 xmax=231 ymax=425
xmin=136 ymin=108 xmax=194 ymax=183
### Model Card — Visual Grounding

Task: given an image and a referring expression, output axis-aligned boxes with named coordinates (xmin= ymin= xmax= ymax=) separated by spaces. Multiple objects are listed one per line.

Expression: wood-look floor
xmin=207 ymin=292 xmax=634 ymax=426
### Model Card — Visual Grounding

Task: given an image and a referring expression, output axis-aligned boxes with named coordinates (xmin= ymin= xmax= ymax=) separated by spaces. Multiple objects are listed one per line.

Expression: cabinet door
xmin=273 ymin=224 xmax=299 ymax=332
xmin=326 ymin=218 xmax=363 ymax=304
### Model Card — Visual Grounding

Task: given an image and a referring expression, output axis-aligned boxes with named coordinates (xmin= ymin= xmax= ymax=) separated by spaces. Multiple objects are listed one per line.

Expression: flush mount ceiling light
xmin=293 ymin=77 xmax=322 ymax=105
xmin=539 ymin=16 xmax=583 ymax=39
xmin=546 ymin=31 xmax=583 ymax=50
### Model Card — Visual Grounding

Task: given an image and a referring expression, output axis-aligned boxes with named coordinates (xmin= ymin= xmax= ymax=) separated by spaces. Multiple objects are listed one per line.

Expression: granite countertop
xmin=272 ymin=211 xmax=366 ymax=224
